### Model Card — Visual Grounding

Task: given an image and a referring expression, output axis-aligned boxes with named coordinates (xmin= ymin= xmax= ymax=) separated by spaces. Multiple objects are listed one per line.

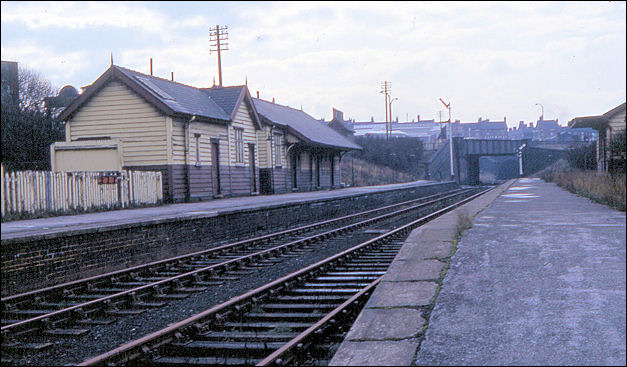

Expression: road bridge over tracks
xmin=426 ymin=138 xmax=528 ymax=185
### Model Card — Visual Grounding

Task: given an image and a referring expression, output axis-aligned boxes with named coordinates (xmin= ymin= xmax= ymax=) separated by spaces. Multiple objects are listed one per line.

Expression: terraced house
xmin=54 ymin=65 xmax=359 ymax=202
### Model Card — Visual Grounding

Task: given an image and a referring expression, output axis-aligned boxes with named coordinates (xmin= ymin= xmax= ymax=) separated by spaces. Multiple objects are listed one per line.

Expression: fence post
xmin=45 ymin=171 xmax=52 ymax=212
xmin=1 ymin=164 xmax=4 ymax=217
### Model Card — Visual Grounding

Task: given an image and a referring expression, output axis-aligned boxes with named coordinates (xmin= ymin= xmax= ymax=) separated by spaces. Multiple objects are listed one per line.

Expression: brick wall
xmin=1 ymin=182 xmax=458 ymax=296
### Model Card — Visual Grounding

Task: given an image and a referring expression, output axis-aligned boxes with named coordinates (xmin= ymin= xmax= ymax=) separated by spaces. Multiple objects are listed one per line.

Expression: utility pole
xmin=380 ymin=81 xmax=391 ymax=139
xmin=439 ymin=98 xmax=454 ymax=180
xmin=209 ymin=25 xmax=229 ymax=87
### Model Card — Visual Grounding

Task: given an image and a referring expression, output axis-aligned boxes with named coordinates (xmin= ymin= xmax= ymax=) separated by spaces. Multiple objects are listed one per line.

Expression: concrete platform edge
xmin=2 ymin=181 xmax=451 ymax=243
xmin=329 ymin=180 xmax=515 ymax=366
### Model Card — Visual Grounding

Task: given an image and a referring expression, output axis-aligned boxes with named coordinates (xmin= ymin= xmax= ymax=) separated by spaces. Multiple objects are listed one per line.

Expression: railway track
xmin=75 ymin=187 xmax=492 ymax=366
xmin=1 ymin=188 xmax=474 ymax=354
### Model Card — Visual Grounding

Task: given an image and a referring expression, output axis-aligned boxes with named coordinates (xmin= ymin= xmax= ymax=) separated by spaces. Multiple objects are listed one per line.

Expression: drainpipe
xmin=184 ymin=115 xmax=196 ymax=202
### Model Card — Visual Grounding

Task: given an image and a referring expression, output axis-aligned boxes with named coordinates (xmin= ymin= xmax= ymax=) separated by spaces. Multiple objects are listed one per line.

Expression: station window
xmin=274 ymin=133 xmax=282 ymax=166
xmin=195 ymin=133 xmax=201 ymax=164
xmin=234 ymin=128 xmax=244 ymax=163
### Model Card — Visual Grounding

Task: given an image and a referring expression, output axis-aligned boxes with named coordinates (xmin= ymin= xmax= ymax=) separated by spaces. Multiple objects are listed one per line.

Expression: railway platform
xmin=330 ymin=178 xmax=626 ymax=366
xmin=1 ymin=180 xmax=434 ymax=241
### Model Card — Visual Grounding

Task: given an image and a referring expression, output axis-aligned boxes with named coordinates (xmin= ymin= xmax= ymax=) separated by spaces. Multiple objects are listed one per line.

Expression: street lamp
xmin=389 ymin=97 xmax=398 ymax=136
xmin=535 ymin=103 xmax=544 ymax=121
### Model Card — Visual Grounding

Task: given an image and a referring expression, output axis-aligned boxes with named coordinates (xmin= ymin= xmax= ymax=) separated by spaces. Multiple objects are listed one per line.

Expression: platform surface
xmin=330 ymin=178 xmax=626 ymax=366
xmin=1 ymin=180 xmax=433 ymax=241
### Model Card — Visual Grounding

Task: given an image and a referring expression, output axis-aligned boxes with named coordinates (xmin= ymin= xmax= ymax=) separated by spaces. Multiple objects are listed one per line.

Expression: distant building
xmin=569 ymin=102 xmax=626 ymax=172
xmin=1 ymin=60 xmax=19 ymax=108
xmin=550 ymin=127 xmax=597 ymax=143
xmin=352 ymin=119 xmax=444 ymax=149
xmin=327 ymin=108 xmax=356 ymax=141
xmin=533 ymin=118 xmax=561 ymax=140
xmin=460 ymin=117 xmax=508 ymax=139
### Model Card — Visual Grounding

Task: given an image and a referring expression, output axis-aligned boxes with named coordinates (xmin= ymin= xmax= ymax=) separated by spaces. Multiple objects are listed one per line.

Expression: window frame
xmin=234 ymin=127 xmax=244 ymax=164
xmin=194 ymin=133 xmax=201 ymax=165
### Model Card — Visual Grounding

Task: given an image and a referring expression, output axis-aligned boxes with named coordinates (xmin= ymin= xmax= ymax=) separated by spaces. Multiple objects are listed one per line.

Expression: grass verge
xmin=536 ymin=160 xmax=625 ymax=212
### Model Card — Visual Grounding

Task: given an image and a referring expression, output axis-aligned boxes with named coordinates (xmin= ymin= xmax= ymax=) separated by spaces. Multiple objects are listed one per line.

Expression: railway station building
xmin=253 ymin=99 xmax=361 ymax=194
xmin=54 ymin=65 xmax=359 ymax=202
xmin=569 ymin=102 xmax=626 ymax=173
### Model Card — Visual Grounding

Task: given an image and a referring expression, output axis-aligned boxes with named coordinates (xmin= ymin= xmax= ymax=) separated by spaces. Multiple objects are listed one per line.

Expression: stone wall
xmin=1 ymin=182 xmax=458 ymax=296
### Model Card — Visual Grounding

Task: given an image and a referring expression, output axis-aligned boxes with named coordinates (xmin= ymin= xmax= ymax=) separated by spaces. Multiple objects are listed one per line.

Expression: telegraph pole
xmin=380 ymin=81 xmax=391 ymax=139
xmin=209 ymin=25 xmax=229 ymax=87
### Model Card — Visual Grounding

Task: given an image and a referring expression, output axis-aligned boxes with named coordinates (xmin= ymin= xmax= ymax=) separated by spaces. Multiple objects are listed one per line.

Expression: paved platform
xmin=1 ymin=180 xmax=433 ymax=241
xmin=330 ymin=178 xmax=626 ymax=366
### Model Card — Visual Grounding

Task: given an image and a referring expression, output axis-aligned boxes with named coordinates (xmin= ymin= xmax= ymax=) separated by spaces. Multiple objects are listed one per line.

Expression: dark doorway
xmin=315 ymin=155 xmax=321 ymax=188
xmin=291 ymin=151 xmax=299 ymax=189
xmin=260 ymin=169 xmax=273 ymax=194
xmin=248 ymin=144 xmax=257 ymax=193
xmin=211 ymin=140 xmax=221 ymax=196
xmin=330 ymin=154 xmax=335 ymax=187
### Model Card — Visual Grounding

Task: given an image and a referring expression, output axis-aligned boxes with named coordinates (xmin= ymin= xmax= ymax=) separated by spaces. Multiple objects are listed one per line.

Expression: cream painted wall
xmin=68 ymin=81 xmax=168 ymax=167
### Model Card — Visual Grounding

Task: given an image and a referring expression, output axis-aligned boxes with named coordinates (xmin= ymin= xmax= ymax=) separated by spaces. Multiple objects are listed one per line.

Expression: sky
xmin=1 ymin=1 xmax=625 ymax=128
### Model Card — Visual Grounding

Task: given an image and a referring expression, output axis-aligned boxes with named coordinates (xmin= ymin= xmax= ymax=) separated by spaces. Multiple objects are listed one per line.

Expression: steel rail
xmin=78 ymin=187 xmax=492 ymax=366
xmin=256 ymin=277 xmax=382 ymax=366
xmin=1 ymin=189 xmax=471 ymax=339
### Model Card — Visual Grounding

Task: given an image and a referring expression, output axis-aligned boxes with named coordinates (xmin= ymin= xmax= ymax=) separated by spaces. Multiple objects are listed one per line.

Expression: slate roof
xmin=569 ymin=102 xmax=626 ymax=129
xmin=253 ymin=98 xmax=361 ymax=151
xmin=114 ymin=66 xmax=230 ymax=121
xmin=470 ymin=121 xmax=508 ymax=130
xmin=536 ymin=119 xmax=560 ymax=129
xmin=59 ymin=65 xmax=262 ymax=127
xmin=201 ymin=86 xmax=245 ymax=118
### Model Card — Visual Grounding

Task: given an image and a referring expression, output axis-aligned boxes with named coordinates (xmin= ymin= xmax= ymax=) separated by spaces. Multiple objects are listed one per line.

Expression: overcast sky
xmin=2 ymin=1 xmax=625 ymax=127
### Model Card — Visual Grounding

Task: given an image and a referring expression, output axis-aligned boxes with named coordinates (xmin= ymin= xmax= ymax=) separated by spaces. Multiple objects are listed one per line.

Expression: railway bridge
xmin=426 ymin=137 xmax=528 ymax=185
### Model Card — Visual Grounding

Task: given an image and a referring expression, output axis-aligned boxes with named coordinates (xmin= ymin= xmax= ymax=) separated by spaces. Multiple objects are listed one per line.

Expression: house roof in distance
xmin=253 ymin=98 xmax=361 ymax=151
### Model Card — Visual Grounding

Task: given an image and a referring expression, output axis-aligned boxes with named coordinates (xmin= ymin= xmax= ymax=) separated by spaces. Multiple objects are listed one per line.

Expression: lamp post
xmin=389 ymin=97 xmax=398 ymax=136
xmin=439 ymin=98 xmax=454 ymax=180
xmin=535 ymin=103 xmax=544 ymax=121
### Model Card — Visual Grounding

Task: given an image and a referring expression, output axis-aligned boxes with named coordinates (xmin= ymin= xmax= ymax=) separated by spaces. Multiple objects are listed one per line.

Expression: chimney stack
xmin=171 ymin=72 xmax=174 ymax=81
xmin=150 ymin=58 xmax=153 ymax=75
xmin=417 ymin=114 xmax=420 ymax=122
xmin=256 ymin=91 xmax=259 ymax=98
xmin=272 ymin=98 xmax=275 ymax=103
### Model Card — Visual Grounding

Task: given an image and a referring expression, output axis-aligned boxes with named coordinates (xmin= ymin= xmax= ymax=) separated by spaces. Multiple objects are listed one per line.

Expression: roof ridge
xmin=253 ymin=97 xmax=311 ymax=116
xmin=114 ymin=65 xmax=215 ymax=91
xmin=201 ymin=85 xmax=246 ymax=90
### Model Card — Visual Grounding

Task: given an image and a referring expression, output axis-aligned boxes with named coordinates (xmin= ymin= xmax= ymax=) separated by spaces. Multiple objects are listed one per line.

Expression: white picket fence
xmin=1 ymin=165 xmax=163 ymax=218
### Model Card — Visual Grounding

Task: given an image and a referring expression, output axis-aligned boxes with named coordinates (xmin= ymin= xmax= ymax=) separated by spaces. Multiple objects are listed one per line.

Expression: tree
xmin=566 ymin=143 xmax=596 ymax=171
xmin=18 ymin=67 xmax=57 ymax=112
xmin=1 ymin=65 xmax=64 ymax=171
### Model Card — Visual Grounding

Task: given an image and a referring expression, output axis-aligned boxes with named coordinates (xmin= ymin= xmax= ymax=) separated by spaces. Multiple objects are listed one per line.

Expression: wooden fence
xmin=1 ymin=165 xmax=163 ymax=218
